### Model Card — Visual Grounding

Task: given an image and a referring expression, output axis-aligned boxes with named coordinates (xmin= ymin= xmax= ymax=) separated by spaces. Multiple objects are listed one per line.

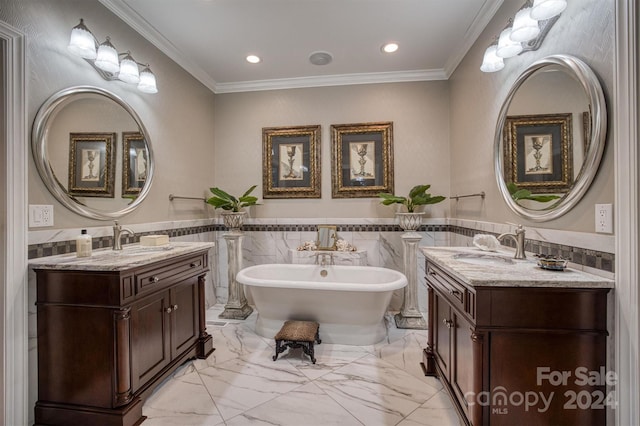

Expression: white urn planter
xmin=396 ymin=212 xmax=425 ymax=231
xmin=221 ymin=211 xmax=247 ymax=232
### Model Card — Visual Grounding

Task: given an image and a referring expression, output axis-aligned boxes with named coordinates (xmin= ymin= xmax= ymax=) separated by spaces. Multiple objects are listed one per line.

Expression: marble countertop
xmin=421 ymin=246 xmax=614 ymax=289
xmin=29 ymin=242 xmax=214 ymax=272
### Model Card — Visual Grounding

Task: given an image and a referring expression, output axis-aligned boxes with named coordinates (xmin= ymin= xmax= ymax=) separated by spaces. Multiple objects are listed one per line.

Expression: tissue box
xmin=140 ymin=235 xmax=169 ymax=247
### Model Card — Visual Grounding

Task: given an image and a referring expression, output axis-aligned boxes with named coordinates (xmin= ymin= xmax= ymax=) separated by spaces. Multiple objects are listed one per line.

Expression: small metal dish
xmin=537 ymin=258 xmax=569 ymax=271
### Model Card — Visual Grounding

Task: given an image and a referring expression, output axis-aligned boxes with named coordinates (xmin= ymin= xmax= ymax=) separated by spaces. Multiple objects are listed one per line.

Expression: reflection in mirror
xmin=316 ymin=225 xmax=337 ymax=251
xmin=32 ymin=86 xmax=154 ymax=220
xmin=494 ymin=55 xmax=606 ymax=222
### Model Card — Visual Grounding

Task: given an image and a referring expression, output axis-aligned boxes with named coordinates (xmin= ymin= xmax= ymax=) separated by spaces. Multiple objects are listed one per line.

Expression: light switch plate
xmin=29 ymin=204 xmax=54 ymax=227
xmin=595 ymin=203 xmax=613 ymax=234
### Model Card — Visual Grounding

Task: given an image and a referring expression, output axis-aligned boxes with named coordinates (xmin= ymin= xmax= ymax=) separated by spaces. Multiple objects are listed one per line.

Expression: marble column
xmin=394 ymin=232 xmax=427 ymax=329
xmin=219 ymin=232 xmax=253 ymax=320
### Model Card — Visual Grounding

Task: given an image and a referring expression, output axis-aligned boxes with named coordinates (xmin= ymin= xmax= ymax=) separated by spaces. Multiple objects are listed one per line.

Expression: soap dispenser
xmin=76 ymin=229 xmax=92 ymax=257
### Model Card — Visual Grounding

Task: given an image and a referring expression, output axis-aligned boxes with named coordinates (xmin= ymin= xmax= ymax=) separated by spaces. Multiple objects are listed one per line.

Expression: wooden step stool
xmin=272 ymin=320 xmax=321 ymax=364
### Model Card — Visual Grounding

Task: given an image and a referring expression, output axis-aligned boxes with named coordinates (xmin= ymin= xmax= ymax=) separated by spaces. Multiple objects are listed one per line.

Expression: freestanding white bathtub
xmin=236 ymin=263 xmax=407 ymax=345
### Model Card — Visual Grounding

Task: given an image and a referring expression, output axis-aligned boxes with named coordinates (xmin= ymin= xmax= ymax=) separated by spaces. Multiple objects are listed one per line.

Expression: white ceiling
xmin=99 ymin=0 xmax=503 ymax=93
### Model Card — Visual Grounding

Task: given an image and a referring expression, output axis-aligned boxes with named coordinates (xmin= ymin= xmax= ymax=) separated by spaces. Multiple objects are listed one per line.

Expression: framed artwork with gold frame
xmin=331 ymin=121 xmax=394 ymax=198
xmin=503 ymin=113 xmax=572 ymax=194
xmin=122 ymin=132 xmax=148 ymax=196
xmin=262 ymin=125 xmax=321 ymax=198
xmin=68 ymin=132 xmax=116 ymax=198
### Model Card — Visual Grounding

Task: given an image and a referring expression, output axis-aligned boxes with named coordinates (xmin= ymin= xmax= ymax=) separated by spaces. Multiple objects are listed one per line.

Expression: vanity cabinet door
xmin=433 ymin=292 xmax=452 ymax=381
xmin=452 ymin=311 xmax=475 ymax=420
xmin=130 ymin=290 xmax=172 ymax=392
xmin=170 ymin=277 xmax=199 ymax=356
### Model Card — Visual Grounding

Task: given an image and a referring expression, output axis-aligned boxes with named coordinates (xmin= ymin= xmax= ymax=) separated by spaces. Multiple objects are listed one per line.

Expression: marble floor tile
xmin=143 ymin=305 xmax=462 ymax=426
xmin=194 ymin=322 xmax=271 ymax=368
xmin=278 ymin=343 xmax=371 ymax=380
xmin=198 ymin=348 xmax=310 ymax=420
xmin=315 ymin=354 xmax=439 ymax=425
xmin=397 ymin=390 xmax=463 ymax=426
xmin=225 ymin=382 xmax=362 ymax=426
xmin=142 ymin=365 xmax=224 ymax=425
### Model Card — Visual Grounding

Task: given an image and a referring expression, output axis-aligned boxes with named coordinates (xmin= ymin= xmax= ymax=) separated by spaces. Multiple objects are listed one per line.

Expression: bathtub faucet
xmin=315 ymin=252 xmax=334 ymax=266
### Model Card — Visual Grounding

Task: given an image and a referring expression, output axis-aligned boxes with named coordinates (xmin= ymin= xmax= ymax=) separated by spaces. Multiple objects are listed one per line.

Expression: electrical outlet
xmin=595 ymin=203 xmax=613 ymax=234
xmin=29 ymin=205 xmax=54 ymax=227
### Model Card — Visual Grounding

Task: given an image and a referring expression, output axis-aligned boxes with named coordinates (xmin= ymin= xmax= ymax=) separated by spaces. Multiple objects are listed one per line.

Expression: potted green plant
xmin=206 ymin=185 xmax=259 ymax=231
xmin=378 ymin=184 xmax=446 ymax=231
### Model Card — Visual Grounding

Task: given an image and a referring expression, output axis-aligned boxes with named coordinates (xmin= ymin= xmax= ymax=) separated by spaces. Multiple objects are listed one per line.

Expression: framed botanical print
xmin=331 ymin=121 xmax=394 ymax=198
xmin=503 ymin=114 xmax=573 ymax=193
xmin=68 ymin=132 xmax=116 ymax=197
xmin=262 ymin=125 xmax=321 ymax=198
xmin=122 ymin=132 xmax=148 ymax=196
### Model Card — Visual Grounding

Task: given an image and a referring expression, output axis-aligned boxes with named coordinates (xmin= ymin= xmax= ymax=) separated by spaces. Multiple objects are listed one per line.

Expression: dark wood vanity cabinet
xmin=34 ymin=249 xmax=214 ymax=426
xmin=423 ymin=260 xmax=611 ymax=426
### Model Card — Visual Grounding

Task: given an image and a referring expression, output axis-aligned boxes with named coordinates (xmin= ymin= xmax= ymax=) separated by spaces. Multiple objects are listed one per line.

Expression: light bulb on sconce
xmin=530 ymin=0 xmax=567 ymax=20
xmin=496 ymin=26 xmax=523 ymax=58
xmin=138 ymin=66 xmax=158 ymax=93
xmin=67 ymin=19 xmax=97 ymax=59
xmin=480 ymin=0 xmax=568 ymax=73
xmin=94 ymin=36 xmax=119 ymax=73
xmin=118 ymin=53 xmax=141 ymax=84
xmin=480 ymin=44 xmax=504 ymax=73
xmin=510 ymin=7 xmax=541 ymax=42
xmin=67 ymin=18 xmax=158 ymax=94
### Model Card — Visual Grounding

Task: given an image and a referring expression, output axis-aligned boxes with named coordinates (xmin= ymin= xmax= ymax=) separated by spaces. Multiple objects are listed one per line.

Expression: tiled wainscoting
xmin=28 ymin=217 xmax=615 ymax=311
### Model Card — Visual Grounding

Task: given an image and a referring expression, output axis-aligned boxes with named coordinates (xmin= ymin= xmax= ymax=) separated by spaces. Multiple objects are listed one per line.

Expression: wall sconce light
xmin=67 ymin=19 xmax=158 ymax=93
xmin=480 ymin=0 xmax=567 ymax=72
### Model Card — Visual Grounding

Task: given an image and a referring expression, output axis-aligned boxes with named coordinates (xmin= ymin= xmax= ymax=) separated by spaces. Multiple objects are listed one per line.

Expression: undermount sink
xmin=453 ymin=253 xmax=514 ymax=266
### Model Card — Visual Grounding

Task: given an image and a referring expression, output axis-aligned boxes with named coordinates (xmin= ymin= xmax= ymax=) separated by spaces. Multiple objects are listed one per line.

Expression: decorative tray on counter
xmin=535 ymin=254 xmax=569 ymax=271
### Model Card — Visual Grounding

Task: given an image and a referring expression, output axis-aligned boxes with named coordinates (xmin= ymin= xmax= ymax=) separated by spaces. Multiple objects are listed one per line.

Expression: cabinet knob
xmin=448 ymin=288 xmax=460 ymax=296
xmin=442 ymin=318 xmax=453 ymax=329
xmin=190 ymin=263 xmax=197 ymax=268
xmin=164 ymin=306 xmax=172 ymax=314
xmin=173 ymin=304 xmax=179 ymax=311
xmin=150 ymin=276 xmax=159 ymax=283
xmin=428 ymin=270 xmax=437 ymax=276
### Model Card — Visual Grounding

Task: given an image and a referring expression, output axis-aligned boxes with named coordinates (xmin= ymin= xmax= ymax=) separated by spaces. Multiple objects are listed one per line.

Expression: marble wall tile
xmin=29 ymin=217 xmax=616 ymax=313
xmin=289 ymin=250 xmax=368 ymax=266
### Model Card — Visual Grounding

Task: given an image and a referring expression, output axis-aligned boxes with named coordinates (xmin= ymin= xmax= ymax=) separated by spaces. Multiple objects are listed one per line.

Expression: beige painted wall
xmin=213 ymin=82 xmax=451 ymax=219
xmin=448 ymin=0 xmax=615 ymax=233
xmin=8 ymin=0 xmax=614 ymax=232
xmin=0 ymin=0 xmax=216 ymax=229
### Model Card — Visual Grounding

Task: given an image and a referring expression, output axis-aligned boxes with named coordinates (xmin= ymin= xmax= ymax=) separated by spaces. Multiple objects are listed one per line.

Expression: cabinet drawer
xmin=136 ymin=254 xmax=205 ymax=294
xmin=426 ymin=263 xmax=467 ymax=314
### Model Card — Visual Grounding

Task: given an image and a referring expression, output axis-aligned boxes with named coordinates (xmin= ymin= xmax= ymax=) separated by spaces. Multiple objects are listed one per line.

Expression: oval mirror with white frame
xmin=32 ymin=86 xmax=154 ymax=220
xmin=494 ymin=55 xmax=607 ymax=222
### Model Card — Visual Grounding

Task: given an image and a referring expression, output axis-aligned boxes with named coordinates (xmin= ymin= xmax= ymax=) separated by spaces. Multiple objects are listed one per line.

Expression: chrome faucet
xmin=112 ymin=221 xmax=135 ymax=250
xmin=498 ymin=224 xmax=527 ymax=259
xmin=315 ymin=252 xmax=334 ymax=266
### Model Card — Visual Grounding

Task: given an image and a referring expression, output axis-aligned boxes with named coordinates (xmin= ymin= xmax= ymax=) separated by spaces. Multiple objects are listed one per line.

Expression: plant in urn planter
xmin=206 ymin=185 xmax=259 ymax=231
xmin=378 ymin=184 xmax=446 ymax=231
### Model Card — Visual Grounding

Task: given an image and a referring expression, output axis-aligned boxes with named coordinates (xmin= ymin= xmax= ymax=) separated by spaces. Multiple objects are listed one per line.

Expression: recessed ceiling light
xmin=246 ymin=55 xmax=261 ymax=64
xmin=381 ymin=43 xmax=399 ymax=53
xmin=309 ymin=51 xmax=333 ymax=66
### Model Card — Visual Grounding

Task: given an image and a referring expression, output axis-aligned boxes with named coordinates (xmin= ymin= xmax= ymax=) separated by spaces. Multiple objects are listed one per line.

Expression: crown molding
xmin=98 ymin=0 xmax=219 ymax=92
xmin=213 ymin=69 xmax=447 ymax=94
xmin=443 ymin=0 xmax=504 ymax=77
